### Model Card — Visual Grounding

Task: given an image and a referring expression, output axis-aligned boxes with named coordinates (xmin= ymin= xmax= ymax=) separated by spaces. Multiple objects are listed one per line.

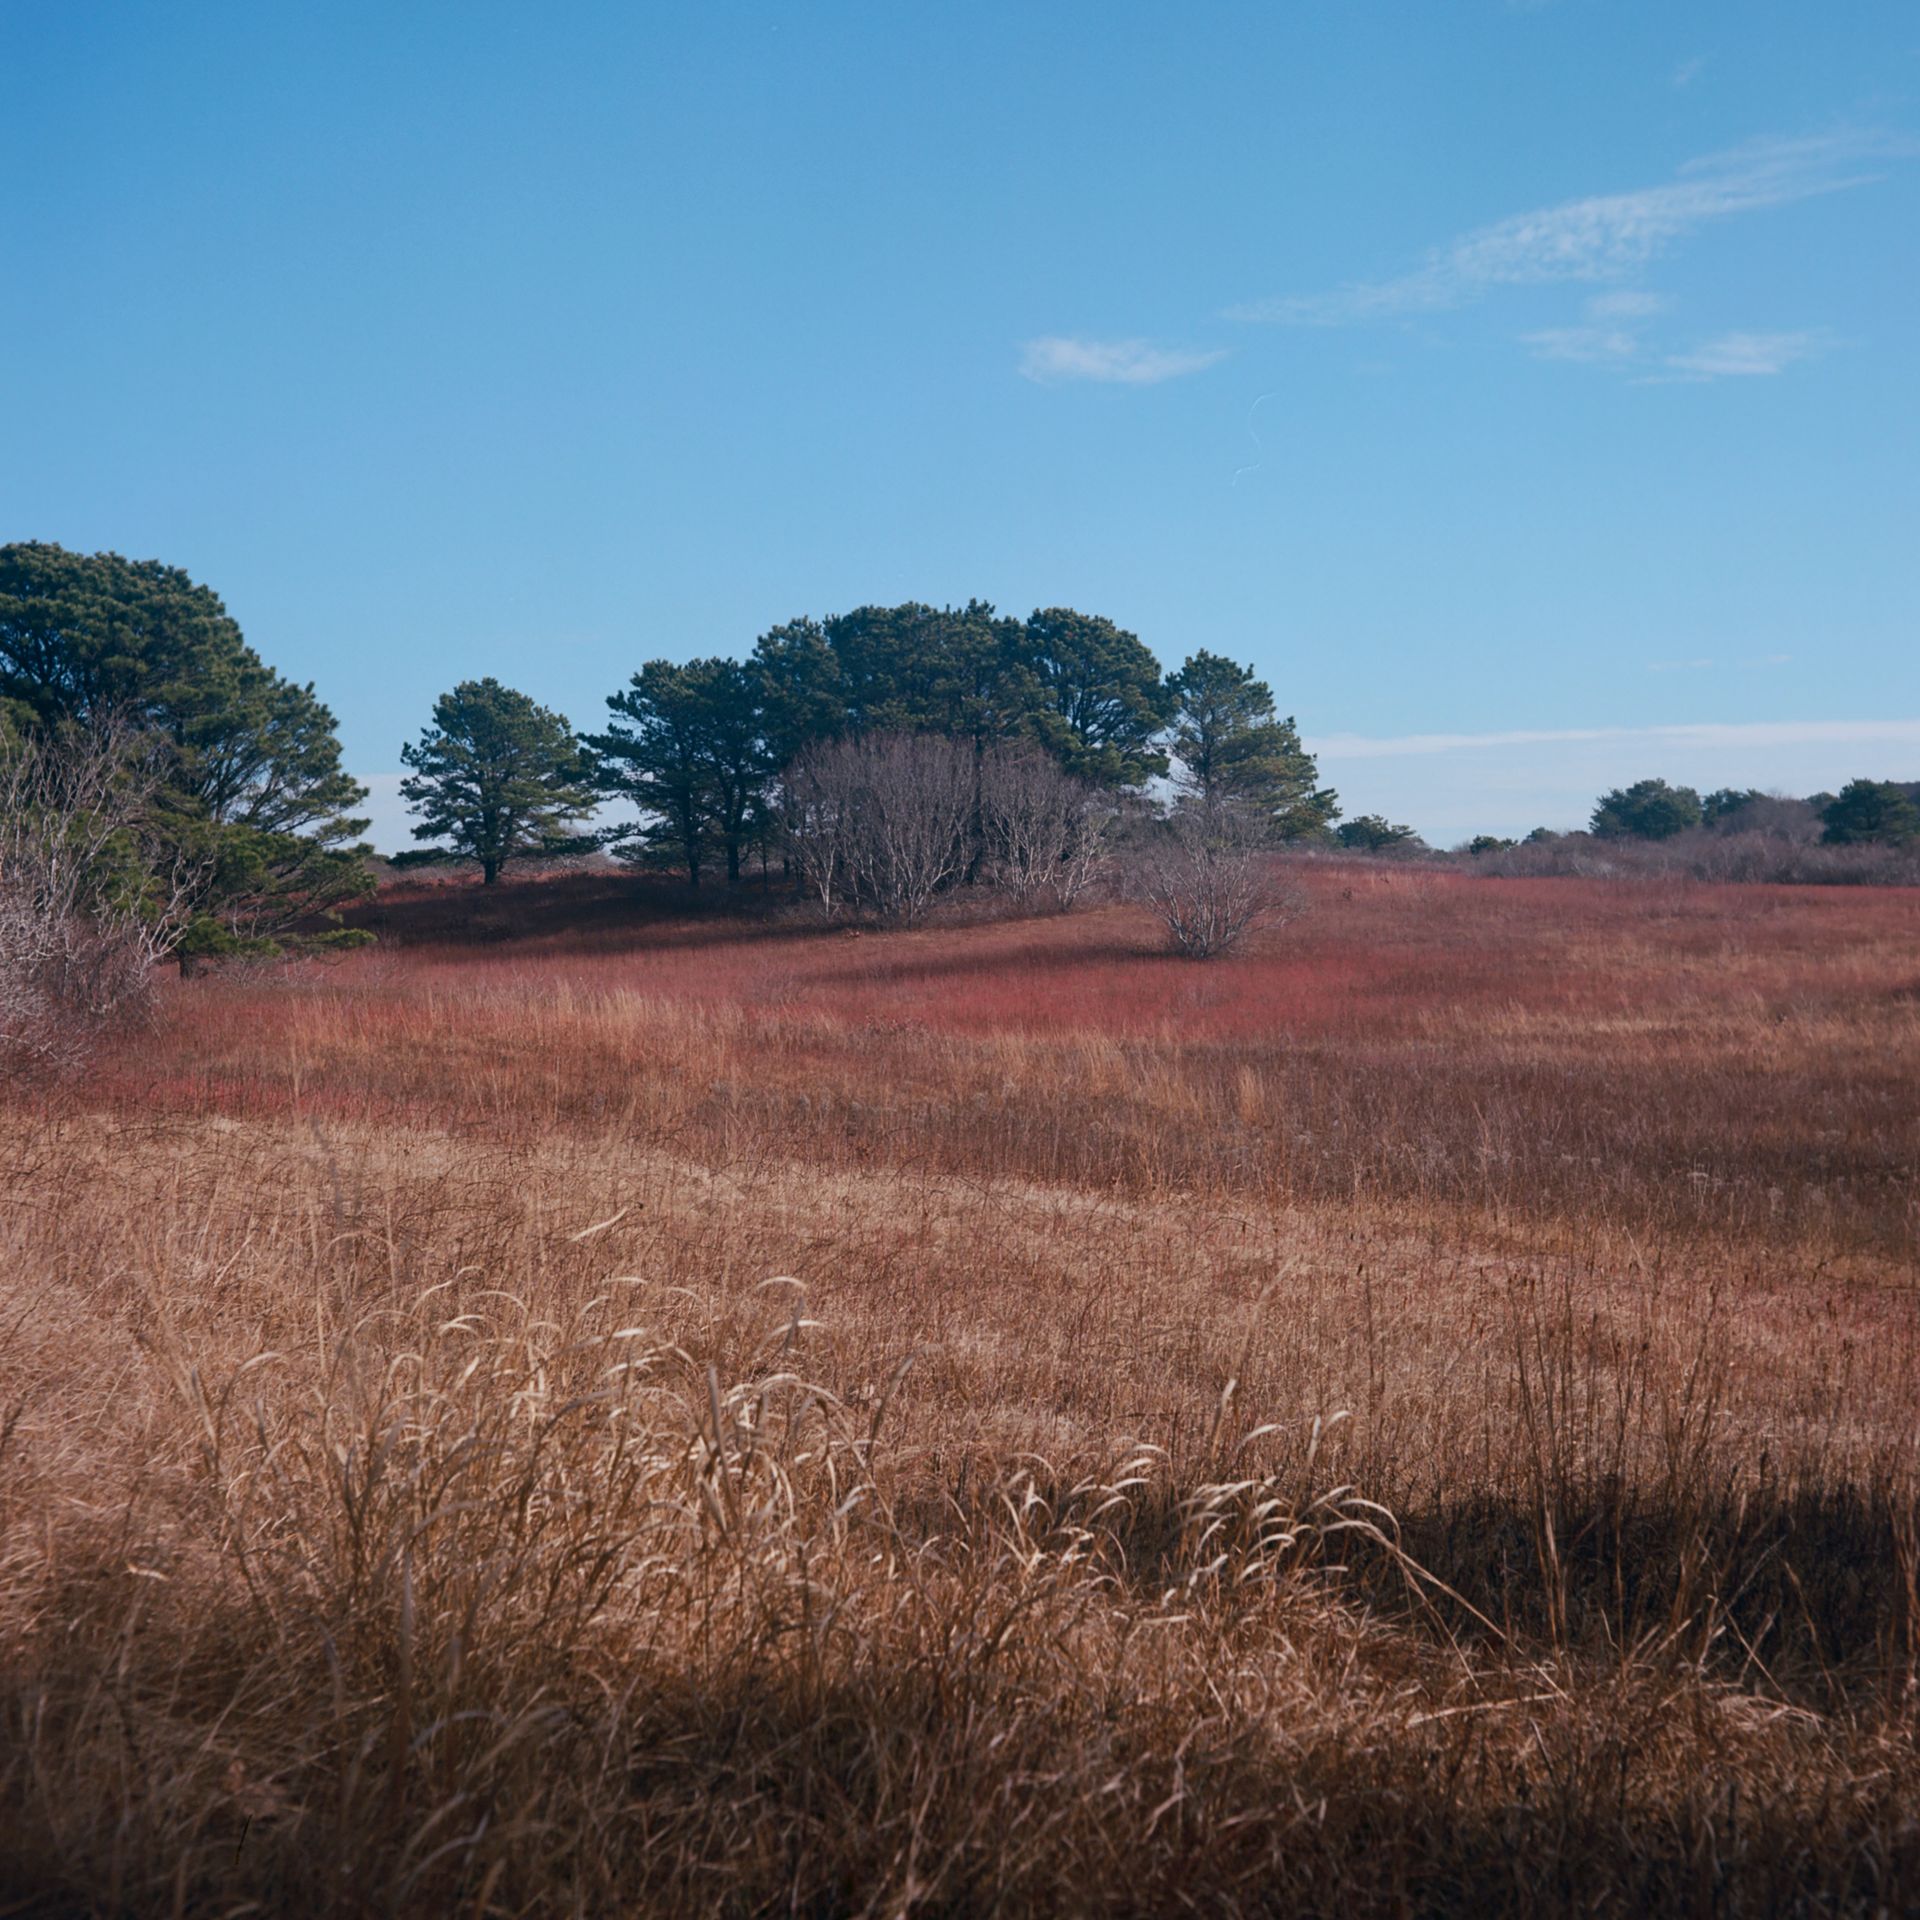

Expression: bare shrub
xmin=774 ymin=745 xmax=855 ymax=915
xmin=1472 ymin=827 xmax=1920 ymax=887
xmin=779 ymin=733 xmax=977 ymax=924
xmin=782 ymin=735 xmax=1118 ymax=924
xmin=977 ymin=745 xmax=1116 ymax=910
xmin=1130 ymin=802 xmax=1295 ymax=958
xmin=0 ymin=723 xmax=196 ymax=1076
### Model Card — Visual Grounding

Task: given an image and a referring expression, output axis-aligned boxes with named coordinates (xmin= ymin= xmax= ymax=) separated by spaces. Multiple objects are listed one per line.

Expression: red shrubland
xmin=2 ymin=864 xmax=1916 ymax=1912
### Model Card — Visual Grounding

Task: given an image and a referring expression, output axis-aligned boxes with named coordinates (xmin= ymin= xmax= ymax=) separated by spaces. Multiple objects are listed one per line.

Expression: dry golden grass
xmin=2 ymin=868 xmax=1917 ymax=1913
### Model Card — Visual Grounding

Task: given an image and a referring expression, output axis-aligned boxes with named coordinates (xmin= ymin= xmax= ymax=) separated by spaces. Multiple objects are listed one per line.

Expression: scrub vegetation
xmin=3 ymin=862 xmax=1917 ymax=1915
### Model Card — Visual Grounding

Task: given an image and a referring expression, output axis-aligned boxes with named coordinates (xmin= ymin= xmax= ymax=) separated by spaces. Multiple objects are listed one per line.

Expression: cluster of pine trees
xmin=396 ymin=602 xmax=1341 ymax=887
xmin=0 ymin=542 xmax=372 ymax=973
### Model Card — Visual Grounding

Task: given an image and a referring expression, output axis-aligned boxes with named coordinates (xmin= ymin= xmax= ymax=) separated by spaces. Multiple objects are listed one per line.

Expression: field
xmin=4 ymin=863 xmax=1918 ymax=1915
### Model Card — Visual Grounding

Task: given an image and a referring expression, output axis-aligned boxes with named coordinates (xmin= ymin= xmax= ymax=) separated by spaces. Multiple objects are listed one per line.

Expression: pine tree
xmin=0 ymin=541 xmax=371 ymax=969
xmin=400 ymin=679 xmax=596 ymax=884
xmin=586 ymin=659 xmax=773 ymax=885
xmin=1167 ymin=651 xmax=1339 ymax=839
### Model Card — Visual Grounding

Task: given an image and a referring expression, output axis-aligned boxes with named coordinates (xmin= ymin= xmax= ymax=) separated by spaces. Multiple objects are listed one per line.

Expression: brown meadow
xmin=3 ymin=863 xmax=1918 ymax=1914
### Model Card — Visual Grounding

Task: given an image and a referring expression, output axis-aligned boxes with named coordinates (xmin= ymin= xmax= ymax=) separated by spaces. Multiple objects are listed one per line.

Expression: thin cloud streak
xmin=1306 ymin=719 xmax=1920 ymax=761
xmin=1228 ymin=131 xmax=1909 ymax=325
xmin=1662 ymin=329 xmax=1829 ymax=377
xmin=1019 ymin=336 xmax=1228 ymax=385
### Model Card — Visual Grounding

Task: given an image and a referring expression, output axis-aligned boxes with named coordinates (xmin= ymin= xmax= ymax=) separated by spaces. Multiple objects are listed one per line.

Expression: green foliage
xmin=1019 ymin=607 xmax=1170 ymax=785
xmin=1820 ymin=779 xmax=1920 ymax=847
xmin=751 ymin=602 xmax=1036 ymax=759
xmin=1167 ymin=650 xmax=1339 ymax=838
xmin=1702 ymin=786 xmax=1766 ymax=826
xmin=754 ymin=618 xmax=848 ymax=769
xmin=1465 ymin=834 xmax=1516 ymax=855
xmin=400 ymin=679 xmax=597 ymax=884
xmin=586 ymin=658 xmax=775 ymax=885
xmin=1334 ymin=814 xmax=1423 ymax=853
xmin=1589 ymin=778 xmax=1703 ymax=841
xmin=0 ymin=542 xmax=372 ymax=960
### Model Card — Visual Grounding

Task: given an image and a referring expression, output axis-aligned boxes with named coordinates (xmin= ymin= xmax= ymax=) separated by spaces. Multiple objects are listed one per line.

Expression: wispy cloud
xmin=1523 ymin=323 xmax=1642 ymax=364
xmin=1671 ymin=56 xmax=1710 ymax=90
xmin=1019 ymin=337 xmax=1228 ymax=385
xmin=1522 ymin=291 xmax=1665 ymax=364
xmin=1307 ymin=718 xmax=1920 ymax=760
xmin=1589 ymin=290 xmax=1667 ymax=319
xmin=1228 ymin=131 xmax=1908 ymax=325
xmin=1662 ymin=329 xmax=1829 ymax=378
xmin=1522 ymin=294 xmax=1829 ymax=382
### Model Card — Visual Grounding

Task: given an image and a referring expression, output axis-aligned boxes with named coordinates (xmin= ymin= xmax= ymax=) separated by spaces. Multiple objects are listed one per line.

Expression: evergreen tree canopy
xmin=1019 ymin=607 xmax=1171 ymax=785
xmin=751 ymin=602 xmax=1034 ymax=758
xmin=1590 ymin=778 xmax=1703 ymax=841
xmin=1167 ymin=650 xmax=1339 ymax=838
xmin=586 ymin=658 xmax=774 ymax=885
xmin=1335 ymin=814 xmax=1423 ymax=852
xmin=1821 ymin=779 xmax=1920 ymax=846
xmin=0 ymin=541 xmax=370 ymax=964
xmin=400 ymin=679 xmax=596 ymax=884
xmin=1701 ymin=786 xmax=1767 ymax=826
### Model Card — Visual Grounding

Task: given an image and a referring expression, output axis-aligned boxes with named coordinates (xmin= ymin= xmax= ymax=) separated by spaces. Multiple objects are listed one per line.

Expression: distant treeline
xmin=394 ymin=603 xmax=1349 ymax=886
xmin=1463 ymin=777 xmax=1920 ymax=885
xmin=4 ymin=541 xmax=1915 ymax=1007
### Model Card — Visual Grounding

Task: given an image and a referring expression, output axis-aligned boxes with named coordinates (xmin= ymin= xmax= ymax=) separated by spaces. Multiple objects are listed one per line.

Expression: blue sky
xmin=4 ymin=0 xmax=1916 ymax=844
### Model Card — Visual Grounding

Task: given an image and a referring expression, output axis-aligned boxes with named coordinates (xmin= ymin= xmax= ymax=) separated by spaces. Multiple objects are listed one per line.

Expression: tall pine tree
xmin=1167 ymin=650 xmax=1338 ymax=839
xmin=400 ymin=679 xmax=597 ymax=883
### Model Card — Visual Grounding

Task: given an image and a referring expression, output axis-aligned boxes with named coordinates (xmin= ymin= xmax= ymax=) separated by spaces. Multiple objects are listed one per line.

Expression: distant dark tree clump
xmin=1821 ymin=779 xmax=1920 ymax=847
xmin=1589 ymin=778 xmax=1703 ymax=841
xmin=400 ymin=679 xmax=597 ymax=884
xmin=577 ymin=603 xmax=1344 ymax=926
xmin=1166 ymin=650 xmax=1339 ymax=839
xmin=1701 ymin=786 xmax=1767 ymax=826
xmin=586 ymin=658 xmax=774 ymax=886
xmin=1335 ymin=814 xmax=1423 ymax=853
xmin=0 ymin=541 xmax=371 ymax=971
xmin=1465 ymin=834 xmax=1516 ymax=855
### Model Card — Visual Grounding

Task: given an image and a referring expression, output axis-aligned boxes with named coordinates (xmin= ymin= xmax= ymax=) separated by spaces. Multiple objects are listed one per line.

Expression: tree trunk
xmin=177 ymin=951 xmax=200 ymax=980
xmin=482 ymin=860 xmax=499 ymax=886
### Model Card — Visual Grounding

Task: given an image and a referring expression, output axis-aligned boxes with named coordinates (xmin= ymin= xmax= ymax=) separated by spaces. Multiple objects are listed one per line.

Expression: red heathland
xmin=5 ymin=864 xmax=1918 ymax=1913
xmin=101 ymin=864 xmax=1920 ymax=1260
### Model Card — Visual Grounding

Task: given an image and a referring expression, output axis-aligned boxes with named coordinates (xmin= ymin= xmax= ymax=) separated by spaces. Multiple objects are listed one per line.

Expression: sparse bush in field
xmin=0 ymin=722 xmax=197 ymax=1075
xmin=977 ymin=744 xmax=1116 ymax=910
xmin=1130 ymin=800 xmax=1296 ymax=957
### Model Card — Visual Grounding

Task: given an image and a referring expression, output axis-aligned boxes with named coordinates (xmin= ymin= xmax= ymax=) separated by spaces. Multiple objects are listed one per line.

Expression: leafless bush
xmin=0 ymin=723 xmax=196 ymax=1076
xmin=1472 ymin=827 xmax=1920 ymax=887
xmin=781 ymin=735 xmax=1119 ymax=924
xmin=1129 ymin=802 xmax=1297 ymax=958
xmin=977 ymin=745 xmax=1116 ymax=910
xmin=779 ymin=733 xmax=976 ymax=924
